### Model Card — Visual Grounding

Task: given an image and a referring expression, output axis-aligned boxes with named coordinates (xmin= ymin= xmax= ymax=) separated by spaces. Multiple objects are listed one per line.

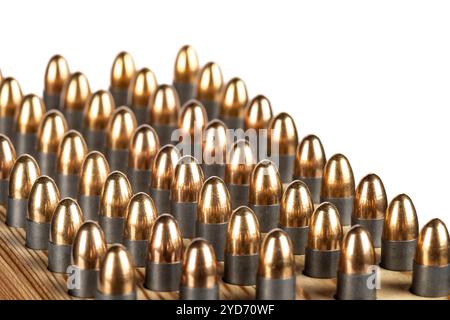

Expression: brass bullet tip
xmin=124 ymin=192 xmax=157 ymax=241
xmin=50 ymin=198 xmax=84 ymax=245
xmin=268 ymin=112 xmax=298 ymax=156
xmin=198 ymin=176 xmax=231 ymax=224
xmin=0 ymin=77 xmax=23 ymax=117
xmin=174 ymin=45 xmax=199 ymax=83
xmin=61 ymin=72 xmax=91 ymax=111
xmin=225 ymin=206 xmax=260 ymax=255
xmin=308 ymin=202 xmax=343 ymax=251
xmin=148 ymin=214 xmax=183 ymax=263
xmin=110 ymin=51 xmax=136 ymax=89
xmin=84 ymin=90 xmax=115 ymax=130
xmin=44 ymin=55 xmax=70 ymax=94
xmin=382 ymin=194 xmax=419 ymax=241
xmin=197 ymin=62 xmax=223 ymax=102
xmin=339 ymin=225 xmax=376 ymax=275
xmin=178 ymin=100 xmax=208 ymax=139
xmin=72 ymin=221 xmax=107 ymax=270
xmin=151 ymin=144 xmax=180 ymax=190
xmin=171 ymin=155 xmax=204 ymax=203
xmin=128 ymin=125 xmax=160 ymax=170
xmin=181 ymin=238 xmax=217 ymax=288
xmin=415 ymin=218 xmax=449 ymax=267
xmin=79 ymin=151 xmax=110 ymax=196
xmin=294 ymin=134 xmax=326 ymax=178
xmin=98 ymin=244 xmax=136 ymax=295
xmin=106 ymin=106 xmax=137 ymax=150
xmin=249 ymin=160 xmax=282 ymax=206
xmin=128 ymin=68 xmax=158 ymax=107
xmin=37 ymin=110 xmax=68 ymax=153
xmin=321 ymin=153 xmax=355 ymax=198
xmin=56 ymin=130 xmax=87 ymax=175
xmin=9 ymin=154 xmax=40 ymax=199
xmin=280 ymin=180 xmax=313 ymax=228
xmin=353 ymin=174 xmax=387 ymax=219
xmin=0 ymin=134 xmax=16 ymax=179
xmin=220 ymin=77 xmax=248 ymax=118
xmin=244 ymin=94 xmax=273 ymax=130
xmin=15 ymin=94 xmax=46 ymax=134
xmin=225 ymin=139 xmax=256 ymax=185
xmin=99 ymin=171 xmax=132 ymax=218
xmin=203 ymin=120 xmax=228 ymax=163
xmin=149 ymin=84 xmax=180 ymax=125
xmin=258 ymin=228 xmax=295 ymax=279
xmin=27 ymin=175 xmax=60 ymax=223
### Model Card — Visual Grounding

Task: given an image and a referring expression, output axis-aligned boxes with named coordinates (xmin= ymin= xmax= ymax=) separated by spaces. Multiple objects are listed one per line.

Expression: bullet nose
xmin=8 ymin=154 xmax=40 ymax=199
xmin=106 ymin=106 xmax=137 ymax=150
xmin=280 ymin=180 xmax=313 ymax=228
xmin=178 ymin=100 xmax=208 ymax=141
xmin=225 ymin=139 xmax=256 ymax=185
xmin=220 ymin=77 xmax=248 ymax=118
xmin=56 ymin=130 xmax=88 ymax=175
xmin=308 ymin=202 xmax=343 ymax=251
xmin=99 ymin=171 xmax=133 ymax=218
xmin=171 ymin=155 xmax=204 ymax=203
xmin=128 ymin=124 xmax=160 ymax=170
xmin=78 ymin=151 xmax=110 ymax=196
xmin=415 ymin=218 xmax=449 ymax=267
xmin=353 ymin=174 xmax=387 ymax=220
xmin=244 ymin=94 xmax=273 ymax=131
xmin=128 ymin=67 xmax=158 ymax=107
xmin=202 ymin=120 xmax=228 ymax=166
xmin=37 ymin=110 xmax=68 ymax=154
xmin=124 ymin=192 xmax=157 ymax=241
xmin=249 ymin=159 xmax=282 ymax=206
xmin=61 ymin=72 xmax=91 ymax=111
xmin=15 ymin=94 xmax=46 ymax=134
xmin=197 ymin=62 xmax=223 ymax=102
xmin=268 ymin=112 xmax=298 ymax=156
xmin=339 ymin=225 xmax=376 ymax=275
xmin=50 ymin=198 xmax=84 ymax=245
xmin=225 ymin=206 xmax=260 ymax=256
xmin=174 ymin=45 xmax=199 ymax=84
xmin=294 ymin=134 xmax=326 ymax=179
xmin=147 ymin=214 xmax=183 ymax=264
xmin=197 ymin=176 xmax=231 ymax=224
xmin=321 ymin=153 xmax=355 ymax=198
xmin=382 ymin=193 xmax=419 ymax=241
xmin=27 ymin=176 xmax=60 ymax=223
xmin=44 ymin=54 xmax=70 ymax=95
xmin=84 ymin=90 xmax=115 ymax=130
xmin=150 ymin=144 xmax=181 ymax=190
xmin=0 ymin=134 xmax=16 ymax=180
xmin=72 ymin=221 xmax=107 ymax=270
xmin=149 ymin=84 xmax=180 ymax=126
xmin=110 ymin=51 xmax=136 ymax=89
xmin=0 ymin=77 xmax=23 ymax=118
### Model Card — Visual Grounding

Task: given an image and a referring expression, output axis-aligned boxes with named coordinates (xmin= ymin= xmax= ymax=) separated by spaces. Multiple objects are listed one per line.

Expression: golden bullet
xmin=256 ymin=228 xmax=295 ymax=300
xmin=96 ymin=244 xmax=136 ymax=300
xmin=110 ymin=51 xmax=136 ymax=106
xmin=60 ymin=72 xmax=91 ymax=131
xmin=197 ymin=62 xmax=223 ymax=120
xmin=244 ymin=94 xmax=273 ymax=131
xmin=202 ymin=119 xmax=228 ymax=179
xmin=173 ymin=45 xmax=199 ymax=104
xmin=0 ymin=134 xmax=16 ymax=205
xmin=249 ymin=159 xmax=282 ymax=233
xmin=304 ymin=202 xmax=343 ymax=278
xmin=293 ymin=134 xmax=326 ymax=203
xmin=170 ymin=155 xmax=204 ymax=238
xmin=43 ymin=54 xmax=70 ymax=109
xmin=321 ymin=153 xmax=355 ymax=226
xmin=178 ymin=100 xmax=208 ymax=157
xmin=219 ymin=77 xmax=248 ymax=129
xmin=128 ymin=67 xmax=157 ymax=124
xmin=0 ymin=77 xmax=23 ymax=137
xmin=223 ymin=206 xmax=260 ymax=285
xmin=180 ymin=238 xmax=219 ymax=300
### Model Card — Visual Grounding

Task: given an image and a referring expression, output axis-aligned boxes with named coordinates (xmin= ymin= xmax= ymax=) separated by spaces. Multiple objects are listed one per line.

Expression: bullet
xmin=173 ymin=45 xmax=199 ymax=105
xmin=223 ymin=206 xmax=260 ymax=286
xmin=25 ymin=176 xmax=60 ymax=250
xmin=6 ymin=154 xmax=40 ymax=228
xmin=43 ymin=54 xmax=70 ymax=109
xmin=48 ymin=198 xmax=84 ymax=273
xmin=293 ymin=134 xmax=326 ymax=203
xmin=56 ymin=130 xmax=87 ymax=198
xmin=60 ymin=72 xmax=91 ymax=131
xmin=411 ymin=219 xmax=450 ymax=297
xmin=256 ymin=228 xmax=295 ymax=300
xmin=202 ymin=120 xmax=228 ymax=179
xmin=171 ymin=155 xmax=204 ymax=238
xmin=14 ymin=94 xmax=45 ymax=157
xmin=110 ymin=51 xmax=136 ymax=107
xmin=197 ymin=62 xmax=223 ymax=121
xmin=244 ymin=95 xmax=273 ymax=161
xmin=279 ymin=180 xmax=313 ymax=255
xmin=352 ymin=174 xmax=387 ymax=248
xmin=320 ymin=153 xmax=355 ymax=226
xmin=128 ymin=68 xmax=157 ymax=125
xmin=380 ymin=194 xmax=419 ymax=271
xmin=69 ymin=221 xmax=107 ymax=298
xmin=78 ymin=151 xmax=110 ymax=221
xmin=180 ymin=238 xmax=219 ymax=300
xmin=123 ymin=192 xmax=157 ymax=267
xmin=0 ymin=134 xmax=16 ymax=206
xmin=196 ymin=176 xmax=231 ymax=261
xmin=336 ymin=225 xmax=377 ymax=300
xmin=96 ymin=244 xmax=136 ymax=300
xmin=249 ymin=159 xmax=282 ymax=233
xmin=145 ymin=214 xmax=183 ymax=291
xmin=177 ymin=100 xmax=208 ymax=157
xmin=83 ymin=90 xmax=115 ymax=152
xmin=128 ymin=124 xmax=160 ymax=193
xmin=149 ymin=84 xmax=181 ymax=146
xmin=150 ymin=144 xmax=180 ymax=215
xmin=99 ymin=171 xmax=133 ymax=244
xmin=106 ymin=106 xmax=137 ymax=172
xmin=36 ymin=110 xmax=68 ymax=178
xmin=219 ymin=77 xmax=248 ymax=129
xmin=0 ymin=77 xmax=23 ymax=137
xmin=225 ymin=139 xmax=256 ymax=209
xmin=304 ymin=202 xmax=343 ymax=278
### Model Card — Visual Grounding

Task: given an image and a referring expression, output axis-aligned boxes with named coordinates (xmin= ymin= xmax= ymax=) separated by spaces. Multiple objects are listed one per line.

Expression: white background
xmin=1 ymin=0 xmax=449 ymax=227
